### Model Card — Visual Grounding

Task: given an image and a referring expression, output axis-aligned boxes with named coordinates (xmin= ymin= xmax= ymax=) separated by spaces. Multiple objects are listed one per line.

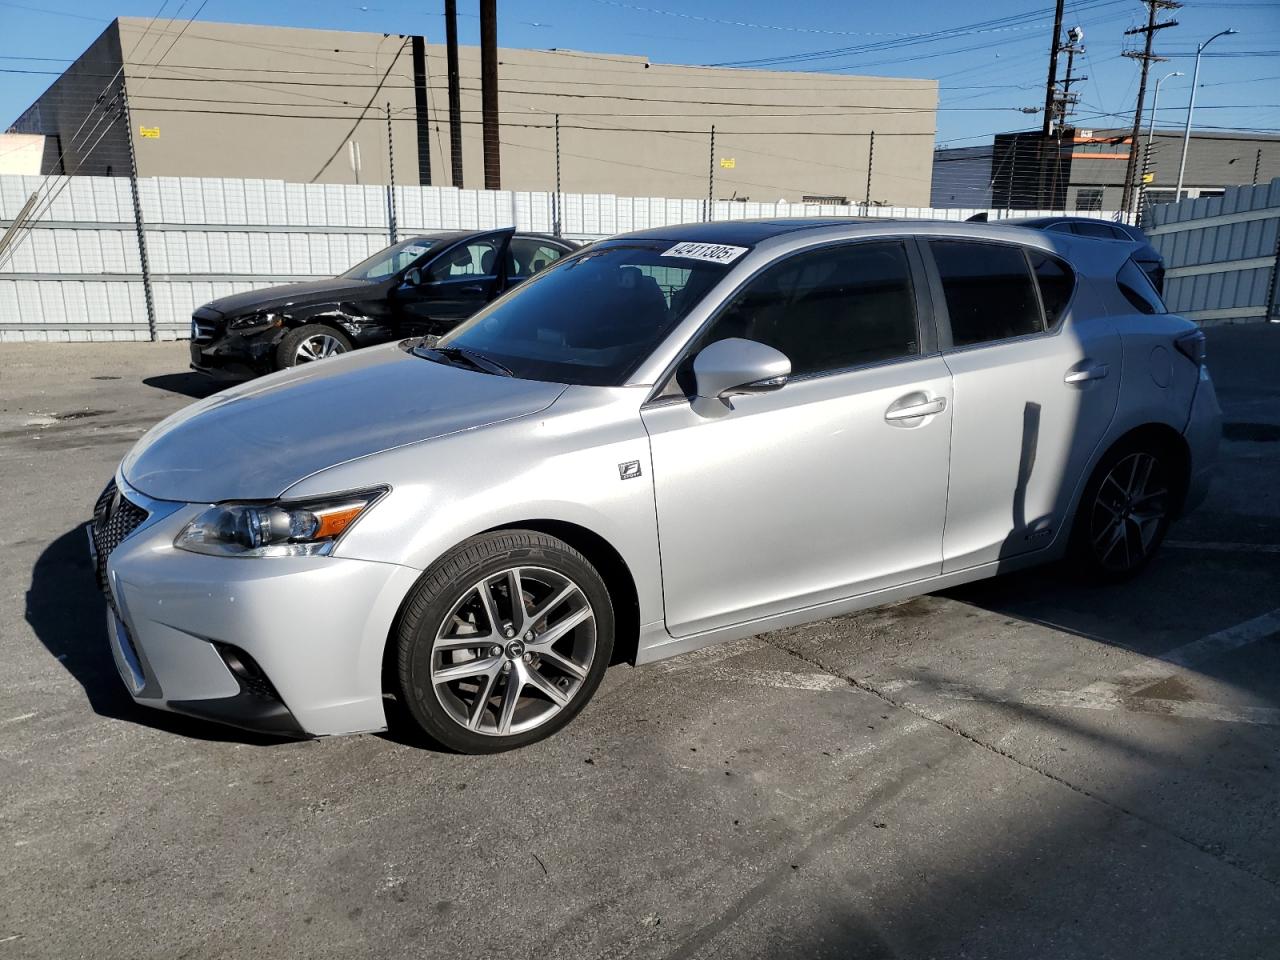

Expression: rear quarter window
xmin=1117 ymin=258 xmax=1167 ymax=315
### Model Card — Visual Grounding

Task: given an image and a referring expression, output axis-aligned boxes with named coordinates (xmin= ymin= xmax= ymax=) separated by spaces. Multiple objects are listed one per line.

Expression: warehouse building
xmin=991 ymin=127 xmax=1280 ymax=212
xmin=6 ymin=17 xmax=939 ymax=206
xmin=931 ymin=129 xmax=1280 ymax=213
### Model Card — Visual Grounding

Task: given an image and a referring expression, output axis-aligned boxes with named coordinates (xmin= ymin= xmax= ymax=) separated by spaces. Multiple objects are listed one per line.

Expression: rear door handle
xmin=884 ymin=394 xmax=947 ymax=422
xmin=1064 ymin=361 xmax=1109 ymax=384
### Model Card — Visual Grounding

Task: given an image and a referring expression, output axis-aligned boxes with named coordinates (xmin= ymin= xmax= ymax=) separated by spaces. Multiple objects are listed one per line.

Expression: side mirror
xmin=693 ymin=337 xmax=790 ymax=400
xmin=404 ymin=267 xmax=422 ymax=287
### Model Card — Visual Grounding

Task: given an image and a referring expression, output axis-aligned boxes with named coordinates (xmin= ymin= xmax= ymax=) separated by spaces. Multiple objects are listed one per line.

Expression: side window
xmin=931 ymin=240 xmax=1043 ymax=347
xmin=1073 ymin=220 xmax=1118 ymax=240
xmin=1028 ymin=250 xmax=1075 ymax=328
xmin=427 ymin=238 xmax=500 ymax=282
xmin=684 ymin=240 xmax=920 ymax=384
xmin=508 ymin=239 xmax=566 ymax=281
xmin=1117 ymin=258 xmax=1167 ymax=315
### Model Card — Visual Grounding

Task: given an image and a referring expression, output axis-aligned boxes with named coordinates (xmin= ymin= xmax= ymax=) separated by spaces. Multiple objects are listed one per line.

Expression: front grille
xmin=91 ymin=479 xmax=149 ymax=608
xmin=191 ymin=316 xmax=219 ymax=342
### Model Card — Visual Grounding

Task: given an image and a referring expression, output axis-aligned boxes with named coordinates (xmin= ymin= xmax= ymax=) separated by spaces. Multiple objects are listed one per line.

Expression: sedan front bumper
xmin=91 ymin=477 xmax=421 ymax=737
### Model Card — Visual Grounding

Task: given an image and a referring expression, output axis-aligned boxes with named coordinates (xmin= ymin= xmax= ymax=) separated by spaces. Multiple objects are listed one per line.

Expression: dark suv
xmin=190 ymin=228 xmax=576 ymax=377
xmin=967 ymin=214 xmax=1165 ymax=293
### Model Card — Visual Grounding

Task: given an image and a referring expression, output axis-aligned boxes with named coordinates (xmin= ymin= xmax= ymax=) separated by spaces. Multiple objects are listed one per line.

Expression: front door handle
xmin=1064 ymin=361 xmax=1109 ymax=384
xmin=884 ymin=394 xmax=947 ymax=422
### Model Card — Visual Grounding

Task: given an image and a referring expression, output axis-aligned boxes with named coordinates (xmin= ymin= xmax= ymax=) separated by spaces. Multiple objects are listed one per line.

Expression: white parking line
xmin=710 ymin=667 xmax=846 ymax=692
xmin=880 ymin=680 xmax=1280 ymax=727
xmin=1165 ymin=539 xmax=1280 ymax=555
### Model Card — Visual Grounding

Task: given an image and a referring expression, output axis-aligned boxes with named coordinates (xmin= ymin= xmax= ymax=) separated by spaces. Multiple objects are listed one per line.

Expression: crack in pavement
xmin=759 ymin=635 xmax=1280 ymax=892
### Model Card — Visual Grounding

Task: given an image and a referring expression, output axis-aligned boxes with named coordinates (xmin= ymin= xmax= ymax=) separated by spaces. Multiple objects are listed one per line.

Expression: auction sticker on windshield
xmin=661 ymin=242 xmax=748 ymax=264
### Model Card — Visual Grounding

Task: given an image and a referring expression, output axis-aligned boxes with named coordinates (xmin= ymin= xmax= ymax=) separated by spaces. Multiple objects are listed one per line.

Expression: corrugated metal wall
xmin=1147 ymin=178 xmax=1280 ymax=325
xmin=2 ymin=173 xmax=1138 ymax=341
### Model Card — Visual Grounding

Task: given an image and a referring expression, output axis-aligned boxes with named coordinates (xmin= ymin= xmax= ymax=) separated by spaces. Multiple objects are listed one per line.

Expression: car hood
xmin=198 ymin=277 xmax=376 ymax=318
xmin=123 ymin=344 xmax=567 ymax=502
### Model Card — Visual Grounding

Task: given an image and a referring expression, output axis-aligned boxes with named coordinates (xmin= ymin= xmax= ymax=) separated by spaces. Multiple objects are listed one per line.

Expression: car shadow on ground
xmin=25 ymin=526 xmax=291 ymax=746
xmin=142 ymin=372 xmax=229 ymax=400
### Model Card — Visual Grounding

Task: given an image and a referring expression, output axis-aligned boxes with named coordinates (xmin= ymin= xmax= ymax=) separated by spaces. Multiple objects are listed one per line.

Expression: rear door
xmin=923 ymin=238 xmax=1122 ymax=571
xmin=392 ymin=230 xmax=513 ymax=334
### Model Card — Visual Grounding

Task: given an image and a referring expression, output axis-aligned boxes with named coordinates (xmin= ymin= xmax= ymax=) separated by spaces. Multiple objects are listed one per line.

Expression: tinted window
xmin=508 ymin=239 xmax=566 ymax=282
xmin=1073 ymin=220 xmax=1125 ymax=240
xmin=339 ymin=238 xmax=445 ymax=280
xmin=931 ymin=241 xmax=1043 ymax=346
xmin=1117 ymin=257 xmax=1167 ymax=314
xmin=687 ymin=241 xmax=919 ymax=381
xmin=433 ymin=241 xmax=733 ymax=386
xmin=1029 ymin=250 xmax=1074 ymax=327
xmin=427 ymin=238 xmax=502 ymax=282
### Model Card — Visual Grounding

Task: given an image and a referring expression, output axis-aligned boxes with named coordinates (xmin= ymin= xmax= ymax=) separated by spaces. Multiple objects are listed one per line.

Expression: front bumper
xmin=189 ymin=331 xmax=280 ymax=379
xmin=90 ymin=477 xmax=421 ymax=738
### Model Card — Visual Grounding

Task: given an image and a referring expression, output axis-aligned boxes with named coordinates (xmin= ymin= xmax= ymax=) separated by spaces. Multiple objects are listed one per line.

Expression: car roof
xmin=617 ymin=217 xmax=881 ymax=245
xmin=1004 ymin=216 xmax=1145 ymax=237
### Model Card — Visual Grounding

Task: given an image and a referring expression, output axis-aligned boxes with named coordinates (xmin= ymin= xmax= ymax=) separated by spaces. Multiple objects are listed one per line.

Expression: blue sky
xmin=2 ymin=0 xmax=1277 ymax=146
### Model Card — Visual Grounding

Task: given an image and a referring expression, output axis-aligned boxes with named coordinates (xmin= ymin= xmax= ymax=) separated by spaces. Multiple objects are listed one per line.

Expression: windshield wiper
xmin=418 ymin=344 xmax=513 ymax=377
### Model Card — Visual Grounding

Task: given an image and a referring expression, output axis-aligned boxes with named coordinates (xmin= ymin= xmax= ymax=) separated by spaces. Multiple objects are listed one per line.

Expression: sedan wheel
xmin=1073 ymin=442 xmax=1176 ymax=581
xmin=431 ymin=566 xmax=597 ymax=736
xmin=295 ymin=333 xmax=346 ymax=363
xmin=397 ymin=530 xmax=614 ymax=753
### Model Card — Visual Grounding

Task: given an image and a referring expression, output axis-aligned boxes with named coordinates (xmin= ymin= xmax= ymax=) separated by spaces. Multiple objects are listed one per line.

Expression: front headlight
xmin=175 ymin=487 xmax=387 ymax=558
xmin=228 ymin=312 xmax=283 ymax=333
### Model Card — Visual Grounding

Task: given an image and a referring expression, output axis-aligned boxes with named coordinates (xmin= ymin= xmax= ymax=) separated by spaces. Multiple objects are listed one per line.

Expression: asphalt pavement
xmin=0 ymin=325 xmax=1277 ymax=959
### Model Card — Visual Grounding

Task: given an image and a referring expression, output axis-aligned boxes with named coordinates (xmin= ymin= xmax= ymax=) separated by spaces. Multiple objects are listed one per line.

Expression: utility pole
xmin=1120 ymin=0 xmax=1180 ymax=217
xmin=1050 ymin=27 xmax=1086 ymax=208
xmin=444 ymin=0 xmax=464 ymax=188
xmin=120 ymin=85 xmax=157 ymax=342
xmin=1041 ymin=0 xmax=1066 ymax=138
xmin=553 ymin=113 xmax=562 ymax=237
xmin=386 ymin=101 xmax=397 ymax=244
xmin=864 ymin=130 xmax=876 ymax=211
xmin=706 ymin=125 xmax=715 ymax=222
xmin=480 ymin=0 xmax=501 ymax=190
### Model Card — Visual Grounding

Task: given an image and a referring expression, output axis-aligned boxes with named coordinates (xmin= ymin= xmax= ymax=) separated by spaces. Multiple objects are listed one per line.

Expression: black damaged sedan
xmin=190 ymin=228 xmax=576 ymax=377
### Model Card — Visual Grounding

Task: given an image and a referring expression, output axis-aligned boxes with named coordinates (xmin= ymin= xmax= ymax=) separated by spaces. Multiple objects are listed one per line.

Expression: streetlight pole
xmin=1175 ymin=28 xmax=1237 ymax=198
xmin=1148 ymin=71 xmax=1184 ymax=147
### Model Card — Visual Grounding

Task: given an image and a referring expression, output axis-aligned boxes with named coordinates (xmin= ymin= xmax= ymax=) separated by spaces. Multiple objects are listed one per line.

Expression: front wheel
xmin=395 ymin=530 xmax=614 ymax=753
xmin=276 ymin=324 xmax=352 ymax=370
xmin=1069 ymin=440 xmax=1177 ymax=582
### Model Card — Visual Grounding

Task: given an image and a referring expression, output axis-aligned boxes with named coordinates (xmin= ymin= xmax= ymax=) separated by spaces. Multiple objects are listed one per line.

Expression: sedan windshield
xmin=429 ymin=241 xmax=738 ymax=386
xmin=340 ymin=237 xmax=448 ymax=281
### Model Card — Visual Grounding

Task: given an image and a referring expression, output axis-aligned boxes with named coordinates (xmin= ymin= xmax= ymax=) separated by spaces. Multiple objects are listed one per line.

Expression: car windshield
xmin=427 ymin=241 xmax=740 ymax=386
xmin=340 ymin=237 xmax=448 ymax=281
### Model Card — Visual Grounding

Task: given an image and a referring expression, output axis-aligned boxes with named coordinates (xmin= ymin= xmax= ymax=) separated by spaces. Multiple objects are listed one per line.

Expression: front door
xmin=921 ymin=238 xmax=1122 ymax=571
xmin=641 ymin=240 xmax=954 ymax=638
xmin=394 ymin=230 xmax=513 ymax=335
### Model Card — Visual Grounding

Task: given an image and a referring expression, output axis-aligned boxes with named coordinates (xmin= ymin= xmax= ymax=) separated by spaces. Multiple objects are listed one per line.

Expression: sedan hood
xmin=199 ymin=277 xmax=375 ymax=318
xmin=123 ymin=345 xmax=567 ymax=502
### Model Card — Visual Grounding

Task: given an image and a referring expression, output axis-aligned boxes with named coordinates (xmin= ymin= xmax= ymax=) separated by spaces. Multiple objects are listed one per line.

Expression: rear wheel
xmin=276 ymin=324 xmax=351 ymax=370
xmin=1070 ymin=439 xmax=1176 ymax=582
xmin=395 ymin=530 xmax=614 ymax=753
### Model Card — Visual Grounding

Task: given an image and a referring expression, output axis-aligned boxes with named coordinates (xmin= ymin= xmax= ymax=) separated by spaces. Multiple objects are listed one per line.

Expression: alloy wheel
xmin=430 ymin=565 xmax=597 ymax=737
xmin=1089 ymin=451 xmax=1169 ymax=573
xmin=294 ymin=333 xmax=346 ymax=363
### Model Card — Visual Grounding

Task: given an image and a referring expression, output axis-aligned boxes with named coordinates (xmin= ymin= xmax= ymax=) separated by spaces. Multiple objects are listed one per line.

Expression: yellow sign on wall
xmin=719 ymin=157 xmax=736 ymax=169
xmin=139 ymin=126 xmax=160 ymax=139
xmin=1142 ymin=172 xmax=1155 ymax=184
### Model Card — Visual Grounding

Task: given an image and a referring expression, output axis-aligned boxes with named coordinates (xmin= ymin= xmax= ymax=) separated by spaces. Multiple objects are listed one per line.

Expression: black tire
xmin=395 ymin=530 xmax=614 ymax=754
xmin=275 ymin=324 xmax=352 ymax=370
xmin=1068 ymin=437 xmax=1177 ymax=583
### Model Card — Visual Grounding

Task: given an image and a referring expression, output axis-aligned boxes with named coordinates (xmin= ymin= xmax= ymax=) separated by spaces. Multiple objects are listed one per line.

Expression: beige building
xmin=9 ymin=17 xmax=938 ymax=205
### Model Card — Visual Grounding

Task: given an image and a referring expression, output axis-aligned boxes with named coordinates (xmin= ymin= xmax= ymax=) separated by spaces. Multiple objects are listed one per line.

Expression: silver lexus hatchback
xmin=90 ymin=219 xmax=1221 ymax=752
